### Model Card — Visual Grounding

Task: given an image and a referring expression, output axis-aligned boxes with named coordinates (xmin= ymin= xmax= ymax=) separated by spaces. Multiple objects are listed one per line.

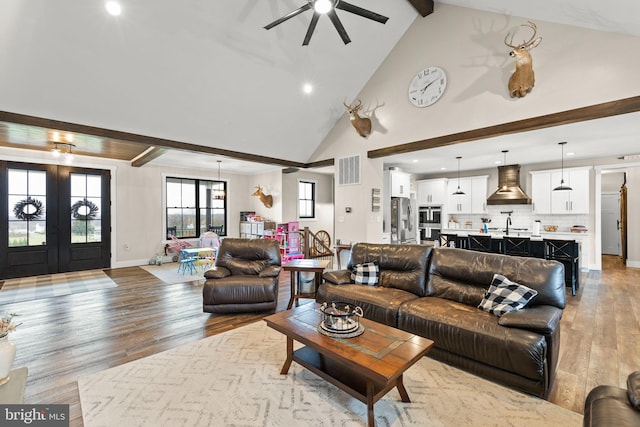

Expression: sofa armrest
xmin=259 ymin=265 xmax=281 ymax=278
xmin=498 ymin=305 xmax=562 ymax=335
xmin=628 ymin=372 xmax=640 ymax=410
xmin=204 ymin=266 xmax=231 ymax=279
xmin=323 ymin=270 xmax=352 ymax=285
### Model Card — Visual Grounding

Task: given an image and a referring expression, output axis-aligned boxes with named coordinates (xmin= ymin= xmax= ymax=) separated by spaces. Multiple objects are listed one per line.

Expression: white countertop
xmin=441 ymin=228 xmax=590 ymax=239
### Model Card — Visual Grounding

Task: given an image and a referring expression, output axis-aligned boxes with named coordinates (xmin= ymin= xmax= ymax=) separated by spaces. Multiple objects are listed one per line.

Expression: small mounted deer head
xmin=504 ymin=21 xmax=542 ymax=98
xmin=252 ymin=186 xmax=273 ymax=208
xmin=344 ymin=99 xmax=372 ymax=138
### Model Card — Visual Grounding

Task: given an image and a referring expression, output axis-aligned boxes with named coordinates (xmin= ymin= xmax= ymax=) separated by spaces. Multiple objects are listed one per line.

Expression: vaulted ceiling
xmin=1 ymin=0 xmax=638 ymax=174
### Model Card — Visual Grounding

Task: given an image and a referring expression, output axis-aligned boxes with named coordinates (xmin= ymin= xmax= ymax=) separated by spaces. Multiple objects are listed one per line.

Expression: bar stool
xmin=503 ymin=236 xmax=531 ymax=257
xmin=467 ymin=235 xmax=493 ymax=252
xmin=544 ymin=239 xmax=579 ymax=295
xmin=439 ymin=233 xmax=458 ymax=248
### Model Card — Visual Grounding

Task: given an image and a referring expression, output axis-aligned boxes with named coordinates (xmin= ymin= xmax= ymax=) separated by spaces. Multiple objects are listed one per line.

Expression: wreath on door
xmin=71 ymin=198 xmax=99 ymax=220
xmin=13 ymin=197 xmax=45 ymax=221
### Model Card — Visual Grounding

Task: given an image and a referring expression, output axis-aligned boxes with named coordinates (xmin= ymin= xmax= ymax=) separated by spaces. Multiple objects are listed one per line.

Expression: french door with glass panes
xmin=0 ymin=162 xmax=111 ymax=279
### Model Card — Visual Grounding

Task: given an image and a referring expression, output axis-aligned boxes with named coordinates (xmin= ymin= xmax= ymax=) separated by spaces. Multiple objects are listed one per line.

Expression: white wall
xmin=625 ymin=168 xmax=640 ymax=267
xmin=309 ymin=4 xmax=640 ymax=245
xmin=282 ymin=170 xmax=334 ymax=239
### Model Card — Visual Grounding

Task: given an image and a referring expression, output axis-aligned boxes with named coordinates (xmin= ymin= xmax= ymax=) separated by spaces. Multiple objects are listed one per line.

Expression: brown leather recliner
xmin=583 ymin=372 xmax=640 ymax=427
xmin=203 ymin=238 xmax=281 ymax=314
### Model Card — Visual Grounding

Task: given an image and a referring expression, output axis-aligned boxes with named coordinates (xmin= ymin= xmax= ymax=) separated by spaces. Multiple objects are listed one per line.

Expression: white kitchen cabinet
xmin=417 ymin=178 xmax=447 ymax=205
xmin=471 ymin=176 xmax=488 ymax=213
xmin=550 ymin=169 xmax=590 ymax=214
xmin=531 ymin=172 xmax=552 ymax=214
xmin=387 ymin=170 xmax=411 ymax=198
xmin=531 ymin=168 xmax=590 ymax=214
xmin=446 ymin=176 xmax=487 ymax=214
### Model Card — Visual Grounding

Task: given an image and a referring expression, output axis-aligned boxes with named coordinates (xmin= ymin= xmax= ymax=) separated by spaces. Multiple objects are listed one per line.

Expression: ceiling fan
xmin=264 ymin=0 xmax=389 ymax=46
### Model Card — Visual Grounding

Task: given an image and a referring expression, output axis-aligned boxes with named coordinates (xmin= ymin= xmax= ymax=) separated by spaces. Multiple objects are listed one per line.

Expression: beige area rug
xmin=78 ymin=321 xmax=582 ymax=427
xmin=141 ymin=262 xmax=207 ymax=285
xmin=0 ymin=269 xmax=116 ymax=304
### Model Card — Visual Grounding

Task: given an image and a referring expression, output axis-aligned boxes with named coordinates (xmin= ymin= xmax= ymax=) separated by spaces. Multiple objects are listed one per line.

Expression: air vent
xmin=338 ymin=155 xmax=361 ymax=186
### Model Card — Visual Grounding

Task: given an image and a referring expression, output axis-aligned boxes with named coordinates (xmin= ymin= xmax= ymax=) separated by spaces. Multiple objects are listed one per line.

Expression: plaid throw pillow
xmin=478 ymin=274 xmax=538 ymax=317
xmin=350 ymin=261 xmax=379 ymax=286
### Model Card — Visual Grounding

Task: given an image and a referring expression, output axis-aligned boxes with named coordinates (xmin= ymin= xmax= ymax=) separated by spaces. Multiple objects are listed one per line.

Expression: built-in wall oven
xmin=419 ymin=206 xmax=442 ymax=242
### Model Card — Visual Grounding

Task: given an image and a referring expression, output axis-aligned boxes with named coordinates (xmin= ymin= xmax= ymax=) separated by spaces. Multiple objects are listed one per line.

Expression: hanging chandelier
xmin=213 ymin=160 xmax=225 ymax=200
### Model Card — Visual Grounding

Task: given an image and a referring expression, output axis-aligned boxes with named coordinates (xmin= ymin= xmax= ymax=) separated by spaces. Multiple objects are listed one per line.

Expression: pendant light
xmin=496 ymin=150 xmax=512 ymax=193
xmin=553 ymin=142 xmax=572 ymax=191
xmin=213 ymin=160 xmax=225 ymax=200
xmin=452 ymin=156 xmax=465 ymax=195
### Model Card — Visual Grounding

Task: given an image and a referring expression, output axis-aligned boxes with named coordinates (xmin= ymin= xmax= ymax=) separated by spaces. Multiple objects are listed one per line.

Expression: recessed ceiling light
xmin=302 ymin=83 xmax=313 ymax=94
xmin=412 ymin=159 xmax=418 ymax=163
xmin=566 ymin=152 xmax=575 ymax=156
xmin=440 ymin=167 xmax=446 ymax=171
xmin=105 ymin=1 xmax=122 ymax=16
xmin=495 ymin=160 xmax=501 ymax=164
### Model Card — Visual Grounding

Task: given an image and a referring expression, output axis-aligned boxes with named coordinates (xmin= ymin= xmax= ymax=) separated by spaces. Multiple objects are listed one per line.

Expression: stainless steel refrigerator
xmin=390 ymin=197 xmax=417 ymax=244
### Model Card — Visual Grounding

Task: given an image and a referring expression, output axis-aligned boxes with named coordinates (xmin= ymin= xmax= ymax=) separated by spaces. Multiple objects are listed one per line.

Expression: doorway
xmin=601 ymin=192 xmax=621 ymax=256
xmin=0 ymin=161 xmax=111 ymax=279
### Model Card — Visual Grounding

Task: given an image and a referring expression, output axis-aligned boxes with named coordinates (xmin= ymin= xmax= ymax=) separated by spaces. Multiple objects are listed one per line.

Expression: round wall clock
xmin=408 ymin=66 xmax=447 ymax=107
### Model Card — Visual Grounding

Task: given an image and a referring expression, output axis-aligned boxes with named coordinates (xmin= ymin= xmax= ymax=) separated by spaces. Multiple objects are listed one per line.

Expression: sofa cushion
xmin=478 ymin=274 xmax=538 ymax=317
xmin=428 ymin=248 xmax=566 ymax=309
xmin=351 ymin=261 xmax=379 ymax=285
xmin=347 ymin=243 xmax=432 ymax=296
xmin=316 ymin=282 xmax=419 ymax=327
xmin=398 ymin=297 xmax=546 ymax=380
xmin=628 ymin=371 xmax=640 ymax=410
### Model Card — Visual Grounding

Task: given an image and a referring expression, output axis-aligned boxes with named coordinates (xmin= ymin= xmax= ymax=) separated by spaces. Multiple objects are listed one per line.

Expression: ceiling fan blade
xmin=303 ymin=13 xmax=321 ymax=46
xmin=264 ymin=3 xmax=312 ymax=30
xmin=327 ymin=9 xmax=351 ymax=44
xmin=336 ymin=1 xmax=389 ymax=24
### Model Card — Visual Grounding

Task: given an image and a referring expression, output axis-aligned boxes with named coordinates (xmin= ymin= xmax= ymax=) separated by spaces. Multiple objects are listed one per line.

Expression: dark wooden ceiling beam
xmin=0 ymin=110 xmax=307 ymax=169
xmin=407 ymin=0 xmax=434 ymax=17
xmin=368 ymin=96 xmax=640 ymax=159
xmin=131 ymin=146 xmax=168 ymax=167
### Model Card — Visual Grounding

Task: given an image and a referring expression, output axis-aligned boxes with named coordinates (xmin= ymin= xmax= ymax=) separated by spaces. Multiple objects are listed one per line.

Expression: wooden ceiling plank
xmin=368 ymin=96 xmax=640 ymax=159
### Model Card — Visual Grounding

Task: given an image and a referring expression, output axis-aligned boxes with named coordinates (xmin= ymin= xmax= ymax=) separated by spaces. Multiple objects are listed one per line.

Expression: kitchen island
xmin=439 ymin=228 xmax=589 ymax=295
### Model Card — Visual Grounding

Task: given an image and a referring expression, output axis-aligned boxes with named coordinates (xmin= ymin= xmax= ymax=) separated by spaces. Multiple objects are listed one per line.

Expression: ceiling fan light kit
xmin=264 ymin=0 xmax=389 ymax=46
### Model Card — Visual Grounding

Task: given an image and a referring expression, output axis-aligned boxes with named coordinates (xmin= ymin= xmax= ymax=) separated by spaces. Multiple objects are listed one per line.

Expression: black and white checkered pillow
xmin=478 ymin=274 xmax=538 ymax=317
xmin=350 ymin=261 xmax=379 ymax=286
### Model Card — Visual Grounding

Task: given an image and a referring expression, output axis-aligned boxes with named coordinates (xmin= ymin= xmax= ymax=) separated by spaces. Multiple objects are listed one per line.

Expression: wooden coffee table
xmin=264 ymin=303 xmax=434 ymax=427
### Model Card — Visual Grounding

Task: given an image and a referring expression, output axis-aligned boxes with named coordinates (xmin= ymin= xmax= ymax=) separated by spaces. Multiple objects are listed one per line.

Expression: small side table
xmin=0 ymin=366 xmax=28 ymax=404
xmin=283 ymin=259 xmax=329 ymax=309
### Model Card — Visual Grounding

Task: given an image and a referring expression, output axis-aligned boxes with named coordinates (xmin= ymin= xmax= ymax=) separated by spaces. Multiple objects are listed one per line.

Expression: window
xmin=298 ymin=180 xmax=315 ymax=219
xmin=8 ymin=169 xmax=47 ymax=247
xmin=166 ymin=177 xmax=226 ymax=238
xmin=70 ymin=173 xmax=102 ymax=243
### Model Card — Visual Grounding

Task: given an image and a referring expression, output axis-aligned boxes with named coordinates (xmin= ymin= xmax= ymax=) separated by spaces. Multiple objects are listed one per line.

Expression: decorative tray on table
xmin=317 ymin=302 xmax=365 ymax=338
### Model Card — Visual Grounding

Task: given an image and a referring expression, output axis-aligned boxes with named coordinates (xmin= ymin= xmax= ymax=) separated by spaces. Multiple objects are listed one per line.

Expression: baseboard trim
xmin=626 ymin=260 xmax=640 ymax=269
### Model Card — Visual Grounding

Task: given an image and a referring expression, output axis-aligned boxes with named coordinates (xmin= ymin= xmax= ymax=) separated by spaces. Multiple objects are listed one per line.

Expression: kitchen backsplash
xmin=447 ymin=205 xmax=589 ymax=233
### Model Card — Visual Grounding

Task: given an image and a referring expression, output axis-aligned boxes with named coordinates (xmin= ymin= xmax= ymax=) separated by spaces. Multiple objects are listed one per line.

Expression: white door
xmin=601 ymin=192 xmax=621 ymax=255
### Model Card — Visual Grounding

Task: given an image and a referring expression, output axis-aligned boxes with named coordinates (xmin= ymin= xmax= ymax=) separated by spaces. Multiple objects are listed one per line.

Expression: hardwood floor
xmin=3 ymin=255 xmax=639 ymax=426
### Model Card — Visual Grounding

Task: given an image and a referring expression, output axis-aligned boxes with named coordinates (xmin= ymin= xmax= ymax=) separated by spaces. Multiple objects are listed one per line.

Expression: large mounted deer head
xmin=344 ymin=99 xmax=372 ymax=138
xmin=252 ymin=186 xmax=273 ymax=208
xmin=504 ymin=21 xmax=542 ymax=98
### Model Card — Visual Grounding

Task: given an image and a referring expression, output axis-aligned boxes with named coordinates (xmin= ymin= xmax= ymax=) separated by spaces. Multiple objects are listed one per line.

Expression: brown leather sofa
xmin=583 ymin=372 xmax=640 ymax=426
xmin=319 ymin=243 xmax=566 ymax=398
xmin=203 ymin=238 xmax=281 ymax=313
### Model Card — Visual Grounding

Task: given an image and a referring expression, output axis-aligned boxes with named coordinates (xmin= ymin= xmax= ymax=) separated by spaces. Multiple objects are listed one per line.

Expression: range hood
xmin=486 ymin=164 xmax=532 ymax=205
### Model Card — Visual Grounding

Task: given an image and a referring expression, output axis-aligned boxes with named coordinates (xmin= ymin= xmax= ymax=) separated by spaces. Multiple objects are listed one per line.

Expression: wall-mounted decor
xmin=504 ymin=21 xmax=542 ymax=98
xmin=371 ymin=188 xmax=381 ymax=212
xmin=344 ymin=99 xmax=372 ymax=138
xmin=13 ymin=197 xmax=44 ymax=221
xmin=71 ymin=198 xmax=99 ymax=220
xmin=252 ymin=186 xmax=273 ymax=208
